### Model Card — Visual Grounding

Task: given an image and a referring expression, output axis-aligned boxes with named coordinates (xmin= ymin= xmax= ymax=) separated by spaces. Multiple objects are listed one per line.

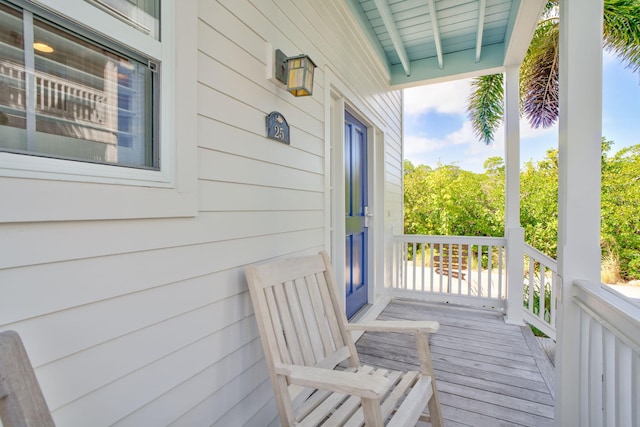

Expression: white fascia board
xmin=503 ymin=0 xmax=548 ymax=66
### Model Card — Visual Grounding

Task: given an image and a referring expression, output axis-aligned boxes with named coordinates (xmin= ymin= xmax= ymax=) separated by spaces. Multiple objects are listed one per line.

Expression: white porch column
xmin=555 ymin=0 xmax=603 ymax=425
xmin=504 ymin=65 xmax=525 ymax=325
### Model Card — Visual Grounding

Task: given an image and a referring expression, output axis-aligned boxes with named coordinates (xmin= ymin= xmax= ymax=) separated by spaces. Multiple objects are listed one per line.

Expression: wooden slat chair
xmin=245 ymin=251 xmax=443 ymax=426
xmin=0 ymin=330 xmax=56 ymax=427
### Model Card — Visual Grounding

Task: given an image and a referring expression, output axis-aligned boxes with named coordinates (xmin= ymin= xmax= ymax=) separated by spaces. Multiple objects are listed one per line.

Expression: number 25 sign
xmin=266 ymin=112 xmax=290 ymax=144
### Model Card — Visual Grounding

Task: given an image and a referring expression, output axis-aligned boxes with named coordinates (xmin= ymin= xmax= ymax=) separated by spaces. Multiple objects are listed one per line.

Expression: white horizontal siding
xmin=198 ymin=117 xmax=323 ymax=170
xmin=2 ymin=229 xmax=322 ymax=325
xmin=0 ymin=0 xmax=404 ymax=426
xmin=0 ymin=211 xmax=323 ymax=269
xmin=113 ymin=338 xmax=267 ymax=427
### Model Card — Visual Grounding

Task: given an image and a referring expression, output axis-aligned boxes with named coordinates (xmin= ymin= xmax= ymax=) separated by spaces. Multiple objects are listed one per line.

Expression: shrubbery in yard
xmin=404 ymin=139 xmax=640 ymax=281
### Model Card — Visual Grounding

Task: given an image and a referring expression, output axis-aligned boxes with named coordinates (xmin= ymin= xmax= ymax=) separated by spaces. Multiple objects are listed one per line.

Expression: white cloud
xmin=404 ymin=135 xmax=441 ymax=157
xmin=404 ymin=115 xmax=560 ymax=172
xmin=403 ymin=77 xmax=563 ymax=172
xmin=403 ymin=79 xmax=472 ymax=116
xmin=520 ymin=120 xmax=557 ymax=140
xmin=447 ymin=121 xmax=478 ymax=145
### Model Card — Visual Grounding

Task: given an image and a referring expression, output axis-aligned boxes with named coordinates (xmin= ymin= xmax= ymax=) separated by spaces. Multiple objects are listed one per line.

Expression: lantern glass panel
xmin=286 ymin=55 xmax=314 ymax=96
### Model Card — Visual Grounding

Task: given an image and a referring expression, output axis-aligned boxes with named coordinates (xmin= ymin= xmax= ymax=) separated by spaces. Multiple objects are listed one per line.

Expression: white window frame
xmin=0 ymin=0 xmax=198 ymax=221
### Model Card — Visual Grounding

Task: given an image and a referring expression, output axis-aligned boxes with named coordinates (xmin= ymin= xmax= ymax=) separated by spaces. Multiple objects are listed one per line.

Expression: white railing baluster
xmin=579 ymin=310 xmax=590 ymax=424
xmin=550 ymin=272 xmax=557 ymax=330
xmin=420 ymin=243 xmax=425 ymax=292
xmin=523 ymin=244 xmax=558 ymax=339
xmin=589 ymin=320 xmax=604 ymax=425
xmin=437 ymin=242 xmax=443 ymax=294
xmin=498 ymin=246 xmax=503 ymax=300
xmin=573 ymin=281 xmax=640 ymax=426
xmin=540 ymin=265 xmax=547 ymax=323
xmin=528 ymin=257 xmax=534 ymax=313
xmin=456 ymin=243 xmax=462 ymax=293
xmin=633 ymin=352 xmax=640 ymax=426
xmin=469 ymin=244 xmax=475 ymax=297
xmin=429 ymin=243 xmax=434 ymax=293
xmin=411 ymin=242 xmax=417 ymax=291
xmin=604 ymin=330 xmax=616 ymax=426
xmin=402 ymin=242 xmax=407 ymax=290
xmin=477 ymin=245 xmax=482 ymax=297
xmin=487 ymin=244 xmax=493 ymax=299
xmin=392 ymin=235 xmax=507 ymax=310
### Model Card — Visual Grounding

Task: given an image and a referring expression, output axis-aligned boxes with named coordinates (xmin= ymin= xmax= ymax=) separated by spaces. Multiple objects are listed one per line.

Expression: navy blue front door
xmin=345 ymin=112 xmax=368 ymax=318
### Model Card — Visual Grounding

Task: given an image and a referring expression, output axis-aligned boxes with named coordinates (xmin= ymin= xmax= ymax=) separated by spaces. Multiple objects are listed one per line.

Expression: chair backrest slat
xmin=272 ymin=283 xmax=306 ymax=365
xmin=282 ymin=280 xmax=316 ymax=365
xmin=314 ymin=270 xmax=346 ymax=350
xmin=294 ymin=276 xmax=325 ymax=361
xmin=246 ymin=252 xmax=357 ymax=372
xmin=305 ymin=272 xmax=339 ymax=355
xmin=0 ymin=330 xmax=56 ymax=427
xmin=264 ymin=286 xmax=292 ymax=365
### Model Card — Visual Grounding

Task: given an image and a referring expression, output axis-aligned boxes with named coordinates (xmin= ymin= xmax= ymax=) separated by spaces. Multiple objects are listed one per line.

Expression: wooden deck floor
xmin=355 ymin=300 xmax=555 ymax=427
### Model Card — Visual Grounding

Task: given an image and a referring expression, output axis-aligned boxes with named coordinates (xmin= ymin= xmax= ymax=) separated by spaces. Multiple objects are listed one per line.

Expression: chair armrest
xmin=346 ymin=321 xmax=439 ymax=376
xmin=274 ymin=364 xmax=391 ymax=400
xmin=346 ymin=320 xmax=439 ymax=334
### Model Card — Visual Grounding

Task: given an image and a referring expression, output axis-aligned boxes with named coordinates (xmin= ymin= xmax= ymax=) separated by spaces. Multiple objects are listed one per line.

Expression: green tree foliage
xmin=521 ymin=149 xmax=559 ymax=258
xmin=601 ymin=142 xmax=640 ymax=278
xmin=403 ymin=160 xmax=503 ymax=237
xmin=404 ymin=140 xmax=640 ymax=280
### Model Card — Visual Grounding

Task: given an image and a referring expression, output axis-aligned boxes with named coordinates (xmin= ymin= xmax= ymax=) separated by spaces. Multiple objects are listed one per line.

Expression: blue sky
xmin=403 ymin=51 xmax=640 ymax=173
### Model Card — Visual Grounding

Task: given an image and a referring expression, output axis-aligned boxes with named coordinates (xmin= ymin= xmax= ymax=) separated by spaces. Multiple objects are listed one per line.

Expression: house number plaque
xmin=266 ymin=111 xmax=290 ymax=144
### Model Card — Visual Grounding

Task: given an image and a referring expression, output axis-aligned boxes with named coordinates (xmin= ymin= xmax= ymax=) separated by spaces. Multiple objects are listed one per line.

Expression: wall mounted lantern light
xmin=274 ymin=49 xmax=317 ymax=97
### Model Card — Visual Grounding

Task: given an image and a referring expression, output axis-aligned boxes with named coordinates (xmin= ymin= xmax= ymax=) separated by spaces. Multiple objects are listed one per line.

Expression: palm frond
xmin=467 ymin=74 xmax=504 ymax=145
xmin=521 ymin=20 xmax=559 ymax=129
xmin=603 ymin=0 xmax=640 ymax=73
xmin=465 ymin=0 xmax=640 ymax=144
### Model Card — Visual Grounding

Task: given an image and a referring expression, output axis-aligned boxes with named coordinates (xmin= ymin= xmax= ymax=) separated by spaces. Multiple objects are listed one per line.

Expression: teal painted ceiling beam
xmin=475 ymin=0 xmax=487 ymax=62
xmin=426 ymin=0 xmax=443 ymax=69
xmin=344 ymin=0 xmax=545 ymax=88
xmin=372 ymin=0 xmax=411 ymax=75
xmin=389 ymin=42 xmax=505 ymax=88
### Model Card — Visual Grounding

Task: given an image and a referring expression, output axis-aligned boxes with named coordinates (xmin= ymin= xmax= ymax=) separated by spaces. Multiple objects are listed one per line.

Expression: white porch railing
xmin=393 ymin=235 xmax=507 ymax=310
xmin=393 ymin=235 xmax=560 ymax=339
xmin=393 ymin=236 xmax=640 ymax=424
xmin=523 ymin=243 xmax=558 ymax=340
xmin=573 ymin=280 xmax=640 ymax=425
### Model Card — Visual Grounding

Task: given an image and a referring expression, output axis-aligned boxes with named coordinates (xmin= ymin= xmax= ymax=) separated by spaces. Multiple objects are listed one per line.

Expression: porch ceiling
xmin=345 ymin=0 xmax=546 ymax=88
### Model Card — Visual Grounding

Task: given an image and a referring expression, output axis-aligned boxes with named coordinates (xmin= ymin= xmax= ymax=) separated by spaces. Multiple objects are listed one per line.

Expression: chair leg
xmin=361 ymin=397 xmax=384 ymax=425
xmin=416 ymin=332 xmax=443 ymax=427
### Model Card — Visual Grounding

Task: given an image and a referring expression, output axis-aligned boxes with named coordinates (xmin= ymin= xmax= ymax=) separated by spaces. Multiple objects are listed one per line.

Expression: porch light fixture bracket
xmin=274 ymin=49 xmax=317 ymax=97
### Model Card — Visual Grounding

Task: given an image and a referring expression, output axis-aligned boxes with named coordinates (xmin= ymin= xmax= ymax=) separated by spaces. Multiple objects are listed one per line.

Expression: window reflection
xmin=0 ymin=2 xmax=27 ymax=148
xmin=0 ymin=1 xmax=157 ymax=168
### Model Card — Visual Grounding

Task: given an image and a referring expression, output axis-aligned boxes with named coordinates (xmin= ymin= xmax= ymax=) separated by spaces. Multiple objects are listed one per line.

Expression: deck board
xmin=355 ymin=300 xmax=555 ymax=426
